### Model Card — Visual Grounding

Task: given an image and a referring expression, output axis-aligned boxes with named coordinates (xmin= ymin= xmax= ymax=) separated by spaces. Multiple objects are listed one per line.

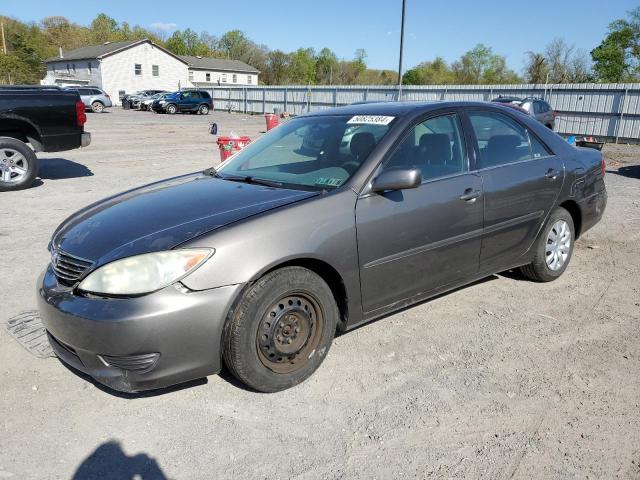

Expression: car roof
xmin=301 ymin=100 xmax=514 ymax=118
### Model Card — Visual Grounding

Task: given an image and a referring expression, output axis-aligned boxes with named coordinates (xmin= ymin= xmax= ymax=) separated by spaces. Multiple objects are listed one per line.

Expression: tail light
xmin=75 ymin=100 xmax=86 ymax=127
xmin=601 ymin=157 xmax=606 ymax=177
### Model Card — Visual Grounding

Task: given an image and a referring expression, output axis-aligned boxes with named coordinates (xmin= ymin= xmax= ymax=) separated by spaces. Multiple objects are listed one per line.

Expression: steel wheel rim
xmin=545 ymin=220 xmax=571 ymax=271
xmin=0 ymin=148 xmax=28 ymax=184
xmin=256 ymin=291 xmax=325 ymax=374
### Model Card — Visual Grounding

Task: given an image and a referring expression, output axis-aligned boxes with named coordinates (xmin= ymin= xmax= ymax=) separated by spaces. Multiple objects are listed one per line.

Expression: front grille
xmin=51 ymin=249 xmax=93 ymax=285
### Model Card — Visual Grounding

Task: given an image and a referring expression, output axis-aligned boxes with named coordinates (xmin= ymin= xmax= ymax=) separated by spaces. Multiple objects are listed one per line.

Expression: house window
xmin=188 ymin=70 xmax=194 ymax=81
xmin=66 ymin=64 xmax=70 ymax=73
xmin=247 ymin=75 xmax=252 ymax=84
xmin=52 ymin=65 xmax=57 ymax=73
xmin=88 ymin=62 xmax=92 ymax=74
xmin=206 ymin=72 xmax=211 ymax=82
xmin=72 ymin=64 xmax=76 ymax=73
xmin=232 ymin=74 xmax=237 ymax=83
xmin=134 ymin=64 xmax=142 ymax=76
xmin=152 ymin=65 xmax=159 ymax=77
xmin=221 ymin=73 xmax=227 ymax=83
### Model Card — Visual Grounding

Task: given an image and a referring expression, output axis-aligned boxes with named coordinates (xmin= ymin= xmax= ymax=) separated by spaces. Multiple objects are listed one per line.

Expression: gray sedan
xmin=38 ymin=101 xmax=607 ymax=393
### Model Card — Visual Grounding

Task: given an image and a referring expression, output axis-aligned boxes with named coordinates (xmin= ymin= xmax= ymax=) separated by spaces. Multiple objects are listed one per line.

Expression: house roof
xmin=179 ymin=55 xmax=259 ymax=74
xmin=45 ymin=39 xmax=187 ymax=64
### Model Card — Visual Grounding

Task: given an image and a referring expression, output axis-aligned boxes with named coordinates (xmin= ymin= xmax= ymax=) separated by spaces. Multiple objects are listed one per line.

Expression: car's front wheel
xmin=223 ymin=266 xmax=338 ymax=392
xmin=91 ymin=101 xmax=104 ymax=113
xmin=520 ymin=207 xmax=574 ymax=282
xmin=166 ymin=104 xmax=177 ymax=114
xmin=0 ymin=137 xmax=38 ymax=192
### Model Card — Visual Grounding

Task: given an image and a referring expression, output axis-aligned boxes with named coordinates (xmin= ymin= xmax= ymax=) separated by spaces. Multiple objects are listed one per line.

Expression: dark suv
xmin=151 ymin=90 xmax=213 ymax=115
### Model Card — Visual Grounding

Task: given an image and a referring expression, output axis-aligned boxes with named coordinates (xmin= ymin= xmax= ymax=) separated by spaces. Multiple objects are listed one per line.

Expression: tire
xmin=520 ymin=207 xmax=574 ymax=282
xmin=91 ymin=101 xmax=104 ymax=113
xmin=223 ymin=266 xmax=338 ymax=392
xmin=0 ymin=137 xmax=38 ymax=192
xmin=166 ymin=104 xmax=177 ymax=114
xmin=198 ymin=104 xmax=209 ymax=115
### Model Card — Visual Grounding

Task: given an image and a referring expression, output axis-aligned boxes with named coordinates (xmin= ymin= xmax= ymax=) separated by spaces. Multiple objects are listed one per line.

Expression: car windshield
xmin=216 ymin=115 xmax=395 ymax=191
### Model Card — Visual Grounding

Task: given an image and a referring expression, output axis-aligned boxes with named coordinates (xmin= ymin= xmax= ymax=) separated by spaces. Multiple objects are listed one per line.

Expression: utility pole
xmin=397 ymin=0 xmax=406 ymax=100
xmin=1 ymin=22 xmax=7 ymax=55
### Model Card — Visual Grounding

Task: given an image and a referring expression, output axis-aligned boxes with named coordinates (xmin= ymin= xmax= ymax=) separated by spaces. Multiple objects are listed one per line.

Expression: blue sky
xmin=1 ymin=0 xmax=637 ymax=72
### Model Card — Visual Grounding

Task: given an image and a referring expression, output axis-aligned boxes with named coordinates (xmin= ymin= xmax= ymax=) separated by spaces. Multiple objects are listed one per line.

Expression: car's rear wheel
xmin=198 ymin=104 xmax=209 ymax=115
xmin=520 ymin=207 xmax=574 ymax=282
xmin=0 ymin=137 xmax=38 ymax=192
xmin=166 ymin=104 xmax=177 ymax=114
xmin=91 ymin=101 xmax=104 ymax=113
xmin=223 ymin=266 xmax=338 ymax=392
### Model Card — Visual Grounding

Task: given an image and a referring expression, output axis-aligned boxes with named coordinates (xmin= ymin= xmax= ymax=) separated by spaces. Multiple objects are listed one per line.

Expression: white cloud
xmin=387 ymin=31 xmax=393 ymax=35
xmin=150 ymin=22 xmax=177 ymax=32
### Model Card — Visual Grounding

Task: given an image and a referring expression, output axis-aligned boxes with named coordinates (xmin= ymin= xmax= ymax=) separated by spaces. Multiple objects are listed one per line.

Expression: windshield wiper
xmin=214 ymin=172 xmax=284 ymax=188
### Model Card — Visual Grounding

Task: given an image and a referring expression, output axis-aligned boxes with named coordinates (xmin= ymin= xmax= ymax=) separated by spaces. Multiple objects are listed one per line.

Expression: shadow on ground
xmin=73 ymin=440 xmax=166 ymax=480
xmin=38 ymin=158 xmax=93 ymax=181
xmin=609 ymin=164 xmax=640 ymax=179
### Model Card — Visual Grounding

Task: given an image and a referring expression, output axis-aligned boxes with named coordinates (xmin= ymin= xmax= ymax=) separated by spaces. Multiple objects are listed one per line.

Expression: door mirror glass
xmin=372 ymin=168 xmax=422 ymax=192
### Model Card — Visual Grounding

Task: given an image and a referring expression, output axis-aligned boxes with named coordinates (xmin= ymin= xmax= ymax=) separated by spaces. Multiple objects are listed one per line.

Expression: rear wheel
xmin=223 ymin=267 xmax=338 ymax=392
xmin=166 ymin=104 xmax=177 ymax=114
xmin=91 ymin=101 xmax=104 ymax=113
xmin=520 ymin=207 xmax=574 ymax=282
xmin=198 ymin=104 xmax=209 ymax=115
xmin=0 ymin=137 xmax=38 ymax=192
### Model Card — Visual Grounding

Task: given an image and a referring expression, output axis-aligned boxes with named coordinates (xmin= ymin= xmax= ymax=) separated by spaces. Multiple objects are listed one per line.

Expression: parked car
xmin=65 ymin=86 xmax=112 ymax=113
xmin=139 ymin=92 xmax=170 ymax=111
xmin=131 ymin=90 xmax=168 ymax=110
xmin=38 ymin=101 xmax=606 ymax=393
xmin=122 ymin=90 xmax=166 ymax=109
xmin=0 ymin=85 xmax=90 ymax=191
xmin=492 ymin=96 xmax=557 ymax=129
xmin=151 ymin=90 xmax=213 ymax=115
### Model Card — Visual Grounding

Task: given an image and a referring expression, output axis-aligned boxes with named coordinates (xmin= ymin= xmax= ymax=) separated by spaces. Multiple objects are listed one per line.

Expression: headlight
xmin=78 ymin=248 xmax=213 ymax=295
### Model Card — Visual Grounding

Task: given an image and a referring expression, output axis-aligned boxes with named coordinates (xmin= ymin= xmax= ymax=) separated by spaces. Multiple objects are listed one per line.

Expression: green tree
xmin=289 ymin=48 xmax=316 ymax=84
xmin=402 ymin=57 xmax=454 ymax=85
xmin=592 ymin=7 xmax=640 ymax=82
xmin=315 ymin=47 xmax=338 ymax=84
xmin=452 ymin=44 xmax=520 ymax=84
xmin=89 ymin=13 xmax=118 ymax=43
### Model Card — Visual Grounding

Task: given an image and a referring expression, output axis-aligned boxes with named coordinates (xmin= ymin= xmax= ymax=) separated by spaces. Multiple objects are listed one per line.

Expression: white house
xmin=42 ymin=39 xmax=259 ymax=104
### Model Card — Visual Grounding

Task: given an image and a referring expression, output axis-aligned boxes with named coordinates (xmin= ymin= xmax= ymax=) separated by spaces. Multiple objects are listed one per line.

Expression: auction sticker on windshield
xmin=347 ymin=115 xmax=395 ymax=125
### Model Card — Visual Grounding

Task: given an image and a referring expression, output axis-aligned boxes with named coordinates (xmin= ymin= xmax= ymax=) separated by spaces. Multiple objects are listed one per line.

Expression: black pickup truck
xmin=0 ymin=86 xmax=91 ymax=191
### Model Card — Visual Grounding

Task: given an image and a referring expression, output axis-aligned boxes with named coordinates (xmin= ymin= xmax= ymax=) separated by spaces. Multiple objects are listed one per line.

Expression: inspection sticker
xmin=347 ymin=115 xmax=395 ymax=125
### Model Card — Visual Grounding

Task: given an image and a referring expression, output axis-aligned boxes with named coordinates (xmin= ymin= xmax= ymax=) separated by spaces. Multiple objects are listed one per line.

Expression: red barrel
xmin=265 ymin=113 xmax=279 ymax=131
xmin=216 ymin=136 xmax=251 ymax=162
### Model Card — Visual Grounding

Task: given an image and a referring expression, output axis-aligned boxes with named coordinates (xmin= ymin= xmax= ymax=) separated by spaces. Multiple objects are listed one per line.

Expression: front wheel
xmin=198 ymin=104 xmax=209 ymax=115
xmin=520 ymin=207 xmax=574 ymax=282
xmin=0 ymin=137 xmax=38 ymax=191
xmin=223 ymin=267 xmax=338 ymax=392
xmin=91 ymin=101 xmax=104 ymax=113
xmin=166 ymin=104 xmax=177 ymax=114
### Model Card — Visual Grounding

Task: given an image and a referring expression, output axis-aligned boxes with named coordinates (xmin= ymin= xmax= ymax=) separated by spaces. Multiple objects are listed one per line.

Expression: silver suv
xmin=67 ymin=87 xmax=112 ymax=113
xmin=492 ymin=96 xmax=557 ymax=130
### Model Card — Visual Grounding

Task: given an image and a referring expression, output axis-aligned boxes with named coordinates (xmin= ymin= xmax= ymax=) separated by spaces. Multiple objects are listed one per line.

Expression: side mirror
xmin=371 ymin=168 xmax=422 ymax=193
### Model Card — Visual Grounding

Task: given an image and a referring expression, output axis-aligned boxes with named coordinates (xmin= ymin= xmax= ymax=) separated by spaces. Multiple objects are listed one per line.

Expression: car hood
xmin=52 ymin=173 xmax=318 ymax=266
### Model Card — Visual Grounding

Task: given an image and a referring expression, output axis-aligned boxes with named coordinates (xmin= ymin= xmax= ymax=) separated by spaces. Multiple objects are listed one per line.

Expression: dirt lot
xmin=1 ymin=108 xmax=639 ymax=479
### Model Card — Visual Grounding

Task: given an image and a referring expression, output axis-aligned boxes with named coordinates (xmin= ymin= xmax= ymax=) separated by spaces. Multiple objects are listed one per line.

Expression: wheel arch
xmin=0 ymin=118 xmax=43 ymax=151
xmin=559 ymin=199 xmax=582 ymax=239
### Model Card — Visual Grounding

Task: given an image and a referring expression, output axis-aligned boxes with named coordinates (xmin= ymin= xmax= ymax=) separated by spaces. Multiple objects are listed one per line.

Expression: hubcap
xmin=545 ymin=220 xmax=571 ymax=271
xmin=0 ymin=148 xmax=28 ymax=184
xmin=257 ymin=293 xmax=324 ymax=374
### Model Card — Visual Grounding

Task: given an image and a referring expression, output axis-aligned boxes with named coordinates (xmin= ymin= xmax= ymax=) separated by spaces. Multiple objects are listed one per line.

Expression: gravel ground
xmin=1 ymin=109 xmax=639 ymax=479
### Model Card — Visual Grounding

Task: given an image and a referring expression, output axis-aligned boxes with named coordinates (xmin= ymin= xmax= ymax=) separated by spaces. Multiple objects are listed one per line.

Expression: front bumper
xmin=37 ymin=265 xmax=243 ymax=393
xmin=81 ymin=132 xmax=91 ymax=148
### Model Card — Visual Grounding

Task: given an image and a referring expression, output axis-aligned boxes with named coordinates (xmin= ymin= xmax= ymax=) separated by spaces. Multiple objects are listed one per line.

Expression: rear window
xmin=200 ymin=91 xmax=211 ymax=99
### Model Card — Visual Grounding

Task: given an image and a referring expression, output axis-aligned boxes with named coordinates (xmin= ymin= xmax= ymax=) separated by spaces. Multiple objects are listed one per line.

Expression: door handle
xmin=459 ymin=188 xmax=481 ymax=202
xmin=545 ymin=168 xmax=559 ymax=180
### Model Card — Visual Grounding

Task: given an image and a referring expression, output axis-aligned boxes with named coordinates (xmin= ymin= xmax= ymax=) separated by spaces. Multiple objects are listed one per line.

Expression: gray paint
xmin=37 ymin=101 xmax=607 ymax=392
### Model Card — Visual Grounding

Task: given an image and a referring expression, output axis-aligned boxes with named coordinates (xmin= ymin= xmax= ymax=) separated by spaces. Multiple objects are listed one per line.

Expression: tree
xmin=592 ymin=7 xmax=640 ymax=82
xmin=525 ymin=39 xmax=593 ymax=83
xmin=315 ymin=48 xmax=338 ymax=84
xmin=452 ymin=44 xmax=520 ymax=84
xmin=89 ymin=13 xmax=118 ymax=43
xmin=524 ymin=51 xmax=549 ymax=83
xmin=288 ymin=48 xmax=316 ymax=84
xmin=402 ymin=57 xmax=454 ymax=85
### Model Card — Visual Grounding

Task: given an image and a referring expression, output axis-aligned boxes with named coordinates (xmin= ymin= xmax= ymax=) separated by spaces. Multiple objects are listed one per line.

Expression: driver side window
xmin=384 ymin=114 xmax=467 ymax=181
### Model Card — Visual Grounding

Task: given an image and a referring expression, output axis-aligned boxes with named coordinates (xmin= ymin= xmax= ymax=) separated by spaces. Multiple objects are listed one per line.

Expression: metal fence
xmin=202 ymin=83 xmax=640 ymax=142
